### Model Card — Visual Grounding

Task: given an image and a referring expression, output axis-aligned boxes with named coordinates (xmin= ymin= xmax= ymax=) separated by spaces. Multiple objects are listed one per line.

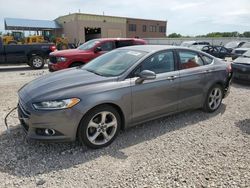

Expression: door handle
xmin=166 ymin=75 xmax=178 ymax=80
xmin=203 ymin=69 xmax=212 ymax=73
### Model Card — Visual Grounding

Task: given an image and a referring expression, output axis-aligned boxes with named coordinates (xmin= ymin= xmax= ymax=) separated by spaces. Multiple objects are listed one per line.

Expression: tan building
xmin=56 ymin=13 xmax=167 ymax=43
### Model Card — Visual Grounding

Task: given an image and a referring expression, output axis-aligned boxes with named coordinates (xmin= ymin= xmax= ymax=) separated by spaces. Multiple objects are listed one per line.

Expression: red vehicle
xmin=48 ymin=38 xmax=146 ymax=71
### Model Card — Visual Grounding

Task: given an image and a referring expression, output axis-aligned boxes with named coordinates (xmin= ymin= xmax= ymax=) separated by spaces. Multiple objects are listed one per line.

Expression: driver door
xmin=130 ymin=50 xmax=180 ymax=124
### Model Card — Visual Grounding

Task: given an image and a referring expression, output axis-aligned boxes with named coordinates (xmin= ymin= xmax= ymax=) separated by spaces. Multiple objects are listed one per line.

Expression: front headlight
xmin=33 ymin=98 xmax=80 ymax=110
xmin=56 ymin=57 xmax=67 ymax=62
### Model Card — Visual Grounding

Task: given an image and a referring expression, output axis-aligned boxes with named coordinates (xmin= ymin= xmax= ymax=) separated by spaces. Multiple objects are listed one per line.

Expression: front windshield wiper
xmin=85 ymin=69 xmax=104 ymax=76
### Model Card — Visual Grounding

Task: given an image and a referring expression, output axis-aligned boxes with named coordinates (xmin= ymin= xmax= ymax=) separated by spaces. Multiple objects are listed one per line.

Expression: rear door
xmin=130 ymin=50 xmax=180 ymax=124
xmin=176 ymin=50 xmax=208 ymax=110
xmin=5 ymin=44 xmax=27 ymax=63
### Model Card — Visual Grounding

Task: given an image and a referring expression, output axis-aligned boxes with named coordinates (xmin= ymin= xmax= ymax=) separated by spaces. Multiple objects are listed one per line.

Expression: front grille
xmin=49 ymin=56 xmax=57 ymax=63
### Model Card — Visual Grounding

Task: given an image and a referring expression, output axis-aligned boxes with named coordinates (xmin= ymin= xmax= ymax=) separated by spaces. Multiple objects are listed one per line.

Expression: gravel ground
xmin=0 ymin=65 xmax=249 ymax=188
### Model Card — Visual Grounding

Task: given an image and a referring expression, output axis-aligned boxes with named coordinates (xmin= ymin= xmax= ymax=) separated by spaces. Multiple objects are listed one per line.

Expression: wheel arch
xmin=27 ymin=50 xmax=45 ymax=61
xmin=76 ymin=102 xmax=126 ymax=139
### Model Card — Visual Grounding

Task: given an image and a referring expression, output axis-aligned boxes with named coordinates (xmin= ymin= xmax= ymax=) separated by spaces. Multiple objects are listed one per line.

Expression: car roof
xmin=93 ymin=38 xmax=145 ymax=42
xmin=119 ymin=45 xmax=192 ymax=53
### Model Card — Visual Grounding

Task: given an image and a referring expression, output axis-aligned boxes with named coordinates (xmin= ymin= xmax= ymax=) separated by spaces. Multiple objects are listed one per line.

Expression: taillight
xmin=50 ymin=45 xmax=57 ymax=52
xmin=226 ymin=63 xmax=232 ymax=73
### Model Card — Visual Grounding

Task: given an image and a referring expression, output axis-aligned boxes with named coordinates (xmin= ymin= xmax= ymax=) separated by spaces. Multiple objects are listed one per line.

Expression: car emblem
xmin=242 ymin=68 xmax=247 ymax=72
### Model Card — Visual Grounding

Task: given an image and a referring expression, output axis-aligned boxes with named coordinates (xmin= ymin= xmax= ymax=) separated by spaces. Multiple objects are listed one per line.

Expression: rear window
xmin=115 ymin=40 xmax=133 ymax=48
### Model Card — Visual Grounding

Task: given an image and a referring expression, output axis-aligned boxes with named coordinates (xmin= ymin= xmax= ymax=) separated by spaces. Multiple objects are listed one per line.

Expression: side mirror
xmin=94 ymin=46 xmax=102 ymax=53
xmin=136 ymin=70 xmax=156 ymax=84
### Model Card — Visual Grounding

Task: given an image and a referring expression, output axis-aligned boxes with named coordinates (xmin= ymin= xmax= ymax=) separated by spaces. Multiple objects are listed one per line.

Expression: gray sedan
xmin=18 ymin=45 xmax=232 ymax=148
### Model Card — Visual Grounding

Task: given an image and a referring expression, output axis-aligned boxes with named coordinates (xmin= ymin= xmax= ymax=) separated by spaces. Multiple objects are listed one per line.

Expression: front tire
xmin=78 ymin=105 xmax=121 ymax=149
xmin=203 ymin=84 xmax=223 ymax=113
xmin=29 ymin=55 xmax=45 ymax=69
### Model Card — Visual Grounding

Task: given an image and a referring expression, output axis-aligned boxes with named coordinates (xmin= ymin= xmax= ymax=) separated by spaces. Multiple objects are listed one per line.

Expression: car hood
xmin=234 ymin=48 xmax=249 ymax=52
xmin=19 ymin=68 xmax=117 ymax=102
xmin=50 ymin=49 xmax=90 ymax=57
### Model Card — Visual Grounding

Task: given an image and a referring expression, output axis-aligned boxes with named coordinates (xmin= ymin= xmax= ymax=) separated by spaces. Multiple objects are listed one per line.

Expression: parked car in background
xmin=180 ymin=41 xmax=210 ymax=47
xmin=224 ymin=41 xmax=246 ymax=52
xmin=18 ymin=45 xmax=232 ymax=149
xmin=232 ymin=50 xmax=250 ymax=83
xmin=232 ymin=42 xmax=250 ymax=59
xmin=201 ymin=45 xmax=234 ymax=59
xmin=0 ymin=37 xmax=56 ymax=69
xmin=48 ymin=38 xmax=146 ymax=72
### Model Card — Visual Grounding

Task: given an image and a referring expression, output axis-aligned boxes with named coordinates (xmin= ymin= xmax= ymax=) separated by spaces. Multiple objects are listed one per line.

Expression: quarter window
xmin=136 ymin=51 xmax=175 ymax=74
xmin=200 ymin=54 xmax=213 ymax=65
xmin=179 ymin=51 xmax=204 ymax=69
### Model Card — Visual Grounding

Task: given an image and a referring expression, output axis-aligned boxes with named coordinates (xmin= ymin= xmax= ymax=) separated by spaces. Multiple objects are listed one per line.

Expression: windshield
xmin=241 ymin=42 xmax=250 ymax=48
xmin=82 ymin=49 xmax=147 ymax=77
xmin=78 ymin=39 xmax=100 ymax=50
xmin=224 ymin=41 xmax=239 ymax=48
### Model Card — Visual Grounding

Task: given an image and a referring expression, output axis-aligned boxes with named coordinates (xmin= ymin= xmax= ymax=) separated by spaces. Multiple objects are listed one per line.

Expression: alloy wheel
xmin=208 ymin=87 xmax=222 ymax=110
xmin=33 ymin=58 xmax=43 ymax=68
xmin=86 ymin=111 xmax=118 ymax=146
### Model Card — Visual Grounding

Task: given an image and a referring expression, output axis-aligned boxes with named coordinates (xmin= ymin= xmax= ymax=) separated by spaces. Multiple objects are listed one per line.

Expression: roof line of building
xmin=56 ymin=12 xmax=167 ymax=22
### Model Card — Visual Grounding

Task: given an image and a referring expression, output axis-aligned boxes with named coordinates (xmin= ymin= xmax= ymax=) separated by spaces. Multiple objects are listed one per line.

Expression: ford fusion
xmin=18 ymin=45 xmax=232 ymax=149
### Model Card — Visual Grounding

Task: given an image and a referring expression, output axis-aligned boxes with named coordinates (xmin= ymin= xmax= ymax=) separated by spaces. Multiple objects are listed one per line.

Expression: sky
xmin=0 ymin=0 xmax=250 ymax=36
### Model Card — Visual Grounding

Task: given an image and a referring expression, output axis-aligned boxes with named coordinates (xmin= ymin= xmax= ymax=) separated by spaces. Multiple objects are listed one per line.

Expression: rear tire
xmin=203 ymin=84 xmax=223 ymax=113
xmin=29 ymin=55 xmax=45 ymax=69
xmin=78 ymin=105 xmax=121 ymax=149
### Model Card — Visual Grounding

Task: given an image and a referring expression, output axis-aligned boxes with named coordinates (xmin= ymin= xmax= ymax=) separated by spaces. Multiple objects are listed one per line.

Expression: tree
xmin=243 ymin=31 xmax=250 ymax=37
xmin=168 ymin=33 xmax=182 ymax=38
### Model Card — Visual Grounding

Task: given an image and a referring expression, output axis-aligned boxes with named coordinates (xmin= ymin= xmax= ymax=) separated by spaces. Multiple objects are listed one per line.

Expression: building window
xmin=142 ymin=25 xmax=147 ymax=32
xmin=159 ymin=26 xmax=166 ymax=33
xmin=149 ymin=25 xmax=157 ymax=32
xmin=129 ymin=24 xmax=137 ymax=32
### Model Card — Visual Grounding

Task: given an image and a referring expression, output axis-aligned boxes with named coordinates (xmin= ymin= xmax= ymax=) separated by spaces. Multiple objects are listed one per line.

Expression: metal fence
xmin=145 ymin=37 xmax=250 ymax=46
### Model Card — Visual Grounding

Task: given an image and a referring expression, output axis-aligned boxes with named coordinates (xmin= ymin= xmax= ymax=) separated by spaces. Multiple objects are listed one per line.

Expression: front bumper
xmin=17 ymin=99 xmax=83 ymax=142
xmin=232 ymin=64 xmax=250 ymax=82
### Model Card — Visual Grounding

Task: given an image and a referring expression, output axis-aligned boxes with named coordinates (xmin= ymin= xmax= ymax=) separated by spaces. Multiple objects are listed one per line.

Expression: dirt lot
xmin=0 ymin=65 xmax=249 ymax=188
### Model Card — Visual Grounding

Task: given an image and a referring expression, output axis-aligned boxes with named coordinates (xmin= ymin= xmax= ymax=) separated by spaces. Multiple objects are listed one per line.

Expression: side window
xmin=115 ymin=40 xmax=133 ymax=48
xmin=200 ymin=54 xmax=213 ymax=65
xmin=100 ymin=41 xmax=114 ymax=51
xmin=179 ymin=51 xmax=204 ymax=70
xmin=137 ymin=51 xmax=175 ymax=74
xmin=220 ymin=47 xmax=227 ymax=53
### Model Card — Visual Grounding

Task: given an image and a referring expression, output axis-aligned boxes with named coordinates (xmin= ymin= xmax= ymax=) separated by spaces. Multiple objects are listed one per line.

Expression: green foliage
xmin=243 ymin=31 xmax=250 ymax=37
xmin=168 ymin=33 xmax=182 ymax=38
xmin=195 ymin=31 xmax=250 ymax=38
